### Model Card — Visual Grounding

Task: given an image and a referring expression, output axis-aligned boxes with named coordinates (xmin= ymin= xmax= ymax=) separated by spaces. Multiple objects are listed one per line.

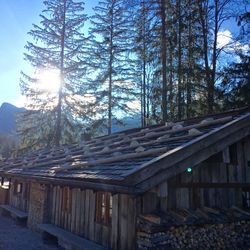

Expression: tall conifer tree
xmin=88 ymin=0 xmax=136 ymax=135
xmin=19 ymin=0 xmax=88 ymax=151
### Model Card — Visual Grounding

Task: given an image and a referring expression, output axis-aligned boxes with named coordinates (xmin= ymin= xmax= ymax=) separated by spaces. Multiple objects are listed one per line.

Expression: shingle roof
xmin=1 ymin=107 xmax=250 ymax=193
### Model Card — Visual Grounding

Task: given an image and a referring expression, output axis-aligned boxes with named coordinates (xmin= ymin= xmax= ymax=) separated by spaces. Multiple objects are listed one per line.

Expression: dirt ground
xmin=0 ymin=214 xmax=59 ymax=250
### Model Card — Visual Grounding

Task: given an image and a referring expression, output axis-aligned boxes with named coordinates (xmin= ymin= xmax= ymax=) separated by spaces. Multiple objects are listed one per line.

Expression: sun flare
xmin=37 ymin=69 xmax=61 ymax=93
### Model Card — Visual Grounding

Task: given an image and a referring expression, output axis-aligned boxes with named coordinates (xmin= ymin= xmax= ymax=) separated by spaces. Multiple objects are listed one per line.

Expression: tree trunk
xmin=198 ymin=0 xmax=213 ymax=114
xmin=210 ymin=0 xmax=219 ymax=113
xmin=168 ymin=45 xmax=174 ymax=119
xmin=54 ymin=0 xmax=66 ymax=146
xmin=108 ymin=5 xmax=114 ymax=135
xmin=177 ymin=0 xmax=182 ymax=120
xmin=186 ymin=0 xmax=192 ymax=119
xmin=160 ymin=0 xmax=167 ymax=122
xmin=142 ymin=2 xmax=147 ymax=127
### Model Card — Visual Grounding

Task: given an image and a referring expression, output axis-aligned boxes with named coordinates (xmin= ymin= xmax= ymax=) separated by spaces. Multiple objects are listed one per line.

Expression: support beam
xmin=168 ymin=182 xmax=250 ymax=189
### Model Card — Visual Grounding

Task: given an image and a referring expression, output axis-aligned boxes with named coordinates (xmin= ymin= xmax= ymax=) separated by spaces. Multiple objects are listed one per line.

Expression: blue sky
xmin=0 ymin=0 xmax=43 ymax=107
xmin=0 ymin=0 xmax=97 ymax=107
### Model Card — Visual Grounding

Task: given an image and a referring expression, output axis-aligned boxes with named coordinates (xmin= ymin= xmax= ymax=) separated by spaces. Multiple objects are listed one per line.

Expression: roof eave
xmin=0 ymin=172 xmax=142 ymax=195
xmin=124 ymin=112 xmax=250 ymax=192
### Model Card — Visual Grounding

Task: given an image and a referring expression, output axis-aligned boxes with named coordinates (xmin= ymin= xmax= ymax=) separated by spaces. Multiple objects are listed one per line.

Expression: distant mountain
xmin=112 ymin=115 xmax=141 ymax=133
xmin=0 ymin=102 xmax=25 ymax=135
xmin=0 ymin=102 xmax=141 ymax=135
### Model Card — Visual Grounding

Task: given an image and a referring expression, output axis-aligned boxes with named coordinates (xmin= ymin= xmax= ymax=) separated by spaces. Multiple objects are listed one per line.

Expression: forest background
xmin=0 ymin=0 xmax=249 ymax=156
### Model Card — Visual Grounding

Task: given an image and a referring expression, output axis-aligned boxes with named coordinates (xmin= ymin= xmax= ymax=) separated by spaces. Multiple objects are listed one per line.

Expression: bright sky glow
xmin=36 ymin=69 xmax=61 ymax=93
xmin=0 ymin=0 xmax=97 ymax=108
xmin=15 ymin=69 xmax=61 ymax=109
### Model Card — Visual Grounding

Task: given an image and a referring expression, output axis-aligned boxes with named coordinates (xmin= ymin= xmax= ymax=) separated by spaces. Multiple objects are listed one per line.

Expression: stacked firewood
xmin=137 ymin=208 xmax=250 ymax=250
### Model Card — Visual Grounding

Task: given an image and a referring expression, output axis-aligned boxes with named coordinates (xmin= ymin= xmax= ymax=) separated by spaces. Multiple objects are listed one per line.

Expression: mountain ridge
xmin=0 ymin=102 xmax=25 ymax=135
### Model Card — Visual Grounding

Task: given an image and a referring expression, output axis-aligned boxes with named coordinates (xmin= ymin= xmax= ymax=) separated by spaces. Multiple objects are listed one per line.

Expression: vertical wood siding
xmin=141 ymin=138 xmax=250 ymax=212
xmin=49 ymin=188 xmax=137 ymax=249
xmin=9 ymin=180 xmax=30 ymax=212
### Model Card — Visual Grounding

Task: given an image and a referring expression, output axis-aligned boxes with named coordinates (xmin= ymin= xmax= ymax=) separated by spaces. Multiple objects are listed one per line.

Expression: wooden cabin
xmin=0 ymin=107 xmax=250 ymax=249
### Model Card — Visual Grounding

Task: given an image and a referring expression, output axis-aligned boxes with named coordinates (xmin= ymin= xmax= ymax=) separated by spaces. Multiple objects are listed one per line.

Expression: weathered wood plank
xmin=0 ymin=204 xmax=28 ymax=219
xmin=180 ymin=173 xmax=190 ymax=209
xmin=65 ymin=187 xmax=69 ymax=231
xmin=51 ymin=186 xmax=56 ymax=224
xmin=55 ymin=147 xmax=168 ymax=173
xmin=223 ymin=147 xmax=230 ymax=164
xmin=167 ymin=177 xmax=177 ymax=209
xmin=158 ymin=181 xmax=168 ymax=198
xmin=88 ymin=190 xmax=95 ymax=241
xmin=75 ymin=188 xmax=81 ymax=235
xmin=111 ymin=194 xmax=119 ymax=250
xmin=168 ymin=182 xmax=250 ymax=188
xmin=58 ymin=186 xmax=62 ymax=228
xmin=227 ymin=161 xmax=237 ymax=207
xmin=237 ymin=141 xmax=245 ymax=182
xmin=80 ymin=189 xmax=85 ymax=236
xmin=119 ymin=194 xmax=128 ymax=250
xmin=67 ymin=188 xmax=72 ymax=232
xmin=83 ymin=116 xmax=233 ymax=154
xmin=71 ymin=188 xmax=76 ymax=233
xmin=127 ymin=196 xmax=136 ymax=250
xmin=3 ymin=173 xmax=140 ymax=195
xmin=136 ymin=124 xmax=250 ymax=192
xmin=94 ymin=223 xmax=102 ymax=245
xmin=62 ymin=187 xmax=66 ymax=230
xmin=55 ymin=186 xmax=59 ymax=226
xmin=244 ymin=139 xmax=250 ymax=182
xmin=44 ymin=184 xmax=51 ymax=223
xmin=101 ymin=225 xmax=110 ymax=248
xmin=84 ymin=189 xmax=90 ymax=239
xmin=142 ymin=191 xmax=158 ymax=214
xmin=128 ymin=114 xmax=250 ymax=185
xmin=38 ymin=223 xmax=107 ymax=250
xmin=219 ymin=163 xmax=229 ymax=208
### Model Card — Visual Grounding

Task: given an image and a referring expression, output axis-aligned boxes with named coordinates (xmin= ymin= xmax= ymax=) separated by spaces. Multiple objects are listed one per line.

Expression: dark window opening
xmin=229 ymin=143 xmax=238 ymax=165
xmin=95 ymin=192 xmax=112 ymax=226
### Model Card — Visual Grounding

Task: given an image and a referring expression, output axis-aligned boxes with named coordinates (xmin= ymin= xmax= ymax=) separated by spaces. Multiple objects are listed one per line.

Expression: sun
xmin=37 ymin=68 xmax=61 ymax=93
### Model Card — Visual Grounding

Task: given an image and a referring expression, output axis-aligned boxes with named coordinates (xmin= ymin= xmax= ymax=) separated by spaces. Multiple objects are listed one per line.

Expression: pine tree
xmin=131 ymin=0 xmax=157 ymax=126
xmin=88 ymin=0 xmax=137 ymax=135
xmin=19 ymin=0 xmax=88 ymax=151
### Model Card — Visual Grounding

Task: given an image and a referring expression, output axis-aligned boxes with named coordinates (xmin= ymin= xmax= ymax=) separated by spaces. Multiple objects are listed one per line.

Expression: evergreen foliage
xmin=19 ymin=0 xmax=89 ymax=151
xmin=87 ymin=0 xmax=138 ymax=135
xmin=17 ymin=0 xmax=249 ymax=152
